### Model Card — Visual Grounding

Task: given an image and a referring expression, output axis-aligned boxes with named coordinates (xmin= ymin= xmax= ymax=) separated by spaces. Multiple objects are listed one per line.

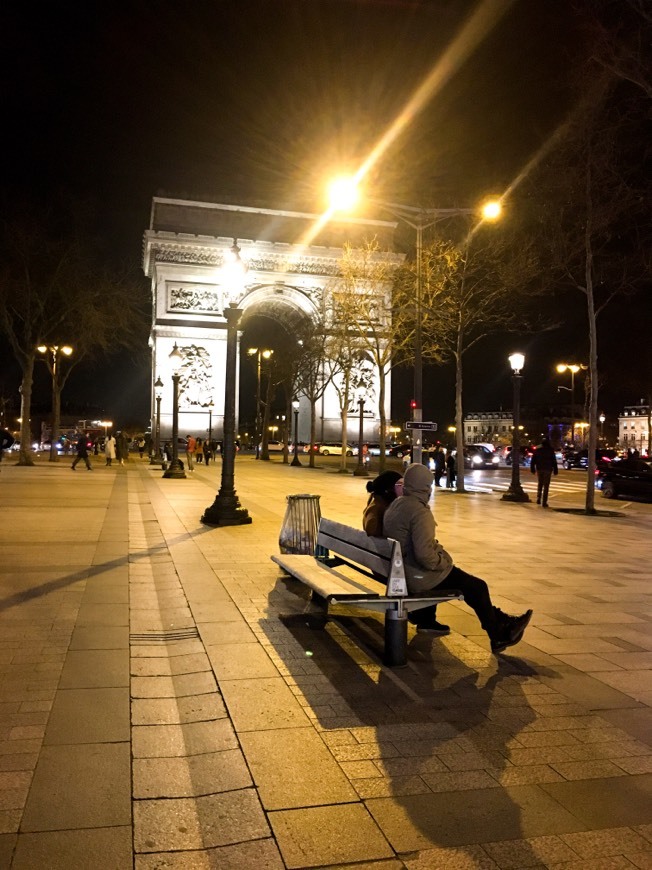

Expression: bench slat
xmin=272 ymin=554 xmax=382 ymax=600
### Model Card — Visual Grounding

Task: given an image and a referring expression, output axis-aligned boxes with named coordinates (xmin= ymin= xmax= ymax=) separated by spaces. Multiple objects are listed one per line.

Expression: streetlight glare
xmin=481 ymin=199 xmax=502 ymax=221
xmin=328 ymin=176 xmax=359 ymax=212
xmin=508 ymin=352 xmax=525 ymax=374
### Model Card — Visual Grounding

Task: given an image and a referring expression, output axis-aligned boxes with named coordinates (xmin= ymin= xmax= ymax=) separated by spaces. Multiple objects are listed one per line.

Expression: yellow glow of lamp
xmin=328 ymin=176 xmax=360 ymax=212
xmin=481 ymin=199 xmax=502 ymax=221
xmin=508 ymin=352 xmax=525 ymax=374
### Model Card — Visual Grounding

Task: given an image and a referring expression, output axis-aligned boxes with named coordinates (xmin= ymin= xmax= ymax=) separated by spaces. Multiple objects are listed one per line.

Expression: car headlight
xmin=472 ymin=455 xmax=482 ymax=465
xmin=492 ymin=455 xmax=500 ymax=464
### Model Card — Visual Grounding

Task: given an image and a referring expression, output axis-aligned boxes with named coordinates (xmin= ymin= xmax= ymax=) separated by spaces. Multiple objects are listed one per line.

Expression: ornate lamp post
xmin=37 ymin=343 xmax=73 ymax=462
xmin=502 ymin=352 xmax=530 ymax=503
xmin=599 ymin=412 xmax=605 ymax=444
xmin=291 ymin=399 xmax=302 ymax=467
xmin=202 ymin=241 xmax=252 ymax=526
xmin=556 ymin=363 xmax=584 ymax=446
xmin=162 ymin=344 xmax=186 ymax=479
xmin=248 ymin=347 xmax=273 ymax=459
xmin=329 ymin=177 xmax=501 ymax=465
xmin=353 ymin=390 xmax=369 ymax=478
xmin=207 ymin=401 xmax=214 ymax=448
xmin=150 ymin=376 xmax=164 ymax=465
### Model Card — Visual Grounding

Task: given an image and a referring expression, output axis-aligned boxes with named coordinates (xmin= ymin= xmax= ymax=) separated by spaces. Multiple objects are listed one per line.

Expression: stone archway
xmin=142 ymin=197 xmax=403 ymax=443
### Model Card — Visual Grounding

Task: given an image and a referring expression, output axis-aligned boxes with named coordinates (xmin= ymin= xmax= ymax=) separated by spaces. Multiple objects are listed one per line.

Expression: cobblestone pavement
xmin=0 ymin=454 xmax=650 ymax=869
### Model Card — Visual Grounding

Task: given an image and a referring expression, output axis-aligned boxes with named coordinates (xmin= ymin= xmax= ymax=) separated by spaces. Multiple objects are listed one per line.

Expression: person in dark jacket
xmin=530 ymin=438 xmax=558 ymax=507
xmin=362 ymin=470 xmax=403 ymax=537
xmin=71 ymin=434 xmax=93 ymax=471
xmin=432 ymin=445 xmax=446 ymax=487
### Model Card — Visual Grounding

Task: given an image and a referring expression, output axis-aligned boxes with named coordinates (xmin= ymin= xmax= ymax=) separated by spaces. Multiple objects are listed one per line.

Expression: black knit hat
xmin=366 ymin=470 xmax=402 ymax=496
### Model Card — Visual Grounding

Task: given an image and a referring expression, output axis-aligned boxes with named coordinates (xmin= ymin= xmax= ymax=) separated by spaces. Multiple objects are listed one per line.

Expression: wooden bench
xmin=271 ymin=517 xmax=463 ymax=667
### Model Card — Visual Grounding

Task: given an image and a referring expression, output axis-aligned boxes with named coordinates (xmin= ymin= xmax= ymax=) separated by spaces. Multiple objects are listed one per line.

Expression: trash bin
xmin=279 ymin=494 xmax=322 ymax=555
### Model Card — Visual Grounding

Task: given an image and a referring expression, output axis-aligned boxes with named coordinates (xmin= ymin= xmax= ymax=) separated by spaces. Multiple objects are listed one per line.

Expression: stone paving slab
xmin=0 ymin=457 xmax=650 ymax=867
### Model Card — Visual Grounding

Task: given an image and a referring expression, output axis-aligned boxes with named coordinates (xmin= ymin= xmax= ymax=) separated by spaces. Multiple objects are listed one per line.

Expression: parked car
xmin=562 ymin=448 xmax=618 ymax=470
xmin=302 ymin=442 xmax=320 ymax=454
xmin=318 ymin=442 xmax=357 ymax=456
xmin=596 ymin=458 xmax=652 ymax=500
xmin=387 ymin=443 xmax=412 ymax=458
xmin=464 ymin=444 xmax=501 ymax=469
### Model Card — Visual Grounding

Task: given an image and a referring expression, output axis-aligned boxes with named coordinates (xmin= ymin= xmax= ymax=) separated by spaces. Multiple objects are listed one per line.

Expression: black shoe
xmin=414 ymin=621 xmax=451 ymax=636
xmin=491 ymin=610 xmax=533 ymax=653
xmin=542 ymin=503 xmax=548 ymax=508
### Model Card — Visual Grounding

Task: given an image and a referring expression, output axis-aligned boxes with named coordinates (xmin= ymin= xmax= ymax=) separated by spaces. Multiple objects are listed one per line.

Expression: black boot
xmin=490 ymin=608 xmax=532 ymax=653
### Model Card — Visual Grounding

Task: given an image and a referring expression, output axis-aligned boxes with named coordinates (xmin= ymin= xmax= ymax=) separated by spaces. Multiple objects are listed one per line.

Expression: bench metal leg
xmin=384 ymin=609 xmax=408 ymax=667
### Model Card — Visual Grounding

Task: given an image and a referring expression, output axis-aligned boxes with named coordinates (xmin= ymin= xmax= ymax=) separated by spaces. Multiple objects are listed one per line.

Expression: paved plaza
xmin=0 ymin=454 xmax=650 ymax=869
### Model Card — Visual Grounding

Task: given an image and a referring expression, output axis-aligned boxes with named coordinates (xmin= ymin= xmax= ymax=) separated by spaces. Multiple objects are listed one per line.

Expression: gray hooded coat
xmin=383 ymin=464 xmax=454 ymax=593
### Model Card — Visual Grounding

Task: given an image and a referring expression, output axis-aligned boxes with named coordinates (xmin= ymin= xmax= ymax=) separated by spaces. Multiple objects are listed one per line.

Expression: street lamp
xmin=599 ymin=412 xmax=606 ymax=443
xmin=329 ymin=177 xmax=501 ymax=465
xmin=556 ymin=363 xmax=584 ymax=447
xmin=202 ymin=240 xmax=252 ymax=526
xmin=353 ymin=389 xmax=369 ymax=478
xmin=207 ymin=401 xmax=214 ymax=447
xmin=162 ymin=344 xmax=186 ymax=479
xmin=150 ymin=376 xmax=164 ymax=465
xmin=247 ymin=347 xmax=273 ymax=459
xmin=502 ymin=352 xmax=530 ymax=503
xmin=36 ymin=344 xmax=73 ymax=462
xmin=291 ymin=399 xmax=302 ymax=466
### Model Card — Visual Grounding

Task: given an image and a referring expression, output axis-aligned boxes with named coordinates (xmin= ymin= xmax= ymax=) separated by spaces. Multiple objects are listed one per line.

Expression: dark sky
xmin=2 ymin=0 xmax=648 ymax=432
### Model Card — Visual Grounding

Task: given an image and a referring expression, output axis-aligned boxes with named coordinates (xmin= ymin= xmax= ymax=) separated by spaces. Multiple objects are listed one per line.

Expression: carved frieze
xmin=177 ymin=345 xmax=214 ymax=408
xmin=150 ymin=241 xmax=341 ymax=277
xmin=168 ymin=283 xmax=222 ymax=314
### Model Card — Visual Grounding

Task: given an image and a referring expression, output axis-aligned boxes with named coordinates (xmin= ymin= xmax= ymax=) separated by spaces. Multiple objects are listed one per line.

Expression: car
xmin=365 ymin=443 xmax=391 ymax=457
xmin=318 ymin=442 xmax=357 ymax=456
xmin=596 ymin=457 xmax=652 ymax=500
xmin=387 ymin=443 xmax=412 ymax=458
xmin=562 ymin=448 xmax=618 ymax=470
xmin=259 ymin=440 xmax=285 ymax=452
xmin=464 ymin=444 xmax=501 ymax=469
xmin=302 ymin=443 xmax=320 ymax=454
xmin=503 ymin=445 xmax=534 ymax=466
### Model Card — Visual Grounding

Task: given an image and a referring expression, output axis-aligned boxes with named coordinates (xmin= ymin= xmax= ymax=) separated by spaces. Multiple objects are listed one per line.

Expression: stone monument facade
xmin=142 ymin=197 xmax=403 ymax=445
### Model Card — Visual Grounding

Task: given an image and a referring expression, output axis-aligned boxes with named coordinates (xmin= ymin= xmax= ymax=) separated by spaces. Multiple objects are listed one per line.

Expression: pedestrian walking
xmin=202 ymin=438 xmax=212 ymax=466
xmin=446 ymin=449 xmax=457 ymax=489
xmin=433 ymin=444 xmax=446 ymax=487
xmin=105 ymin=434 xmax=116 ymax=466
xmin=195 ymin=438 xmax=203 ymax=463
xmin=185 ymin=435 xmax=196 ymax=471
xmin=71 ymin=434 xmax=93 ymax=471
xmin=530 ymin=437 xmax=558 ymax=508
xmin=116 ymin=431 xmax=130 ymax=466
xmin=0 ymin=428 xmax=15 ymax=464
xmin=384 ymin=463 xmax=532 ymax=652
xmin=137 ymin=437 xmax=146 ymax=460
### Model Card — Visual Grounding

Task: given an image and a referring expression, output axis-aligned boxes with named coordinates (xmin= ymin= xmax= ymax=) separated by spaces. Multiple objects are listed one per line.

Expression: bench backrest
xmin=316 ymin=518 xmax=408 ymax=597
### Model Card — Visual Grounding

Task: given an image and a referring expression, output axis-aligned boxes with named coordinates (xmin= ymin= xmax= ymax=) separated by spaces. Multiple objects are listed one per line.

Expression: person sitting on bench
xmin=363 ymin=469 xmax=450 ymax=637
xmin=383 ymin=463 xmax=532 ymax=653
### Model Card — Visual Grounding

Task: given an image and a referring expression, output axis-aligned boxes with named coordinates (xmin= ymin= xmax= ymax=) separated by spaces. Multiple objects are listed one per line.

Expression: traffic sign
xmin=405 ymin=421 xmax=438 ymax=431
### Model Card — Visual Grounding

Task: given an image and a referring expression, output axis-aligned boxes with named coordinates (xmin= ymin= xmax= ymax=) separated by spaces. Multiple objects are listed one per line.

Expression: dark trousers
xmin=72 ymin=454 xmax=91 ymax=470
xmin=536 ymin=471 xmax=553 ymax=505
xmin=409 ymin=565 xmax=496 ymax=634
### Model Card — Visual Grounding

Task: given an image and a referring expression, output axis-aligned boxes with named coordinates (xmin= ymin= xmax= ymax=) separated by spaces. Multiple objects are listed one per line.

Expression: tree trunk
xmin=378 ymin=367 xmax=387 ymax=473
xmin=282 ymin=389 xmax=291 ymax=465
xmin=584 ymin=161 xmax=598 ymax=514
xmin=260 ymin=373 xmax=273 ymax=461
xmin=309 ymin=399 xmax=317 ymax=468
xmin=50 ymin=381 xmax=62 ymax=462
xmin=454 ymin=346 xmax=465 ymax=494
xmin=18 ymin=356 xmax=35 ymax=466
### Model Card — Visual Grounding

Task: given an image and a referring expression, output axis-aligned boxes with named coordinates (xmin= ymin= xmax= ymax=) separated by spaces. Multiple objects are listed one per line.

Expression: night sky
xmin=2 ymin=0 xmax=649 ymax=435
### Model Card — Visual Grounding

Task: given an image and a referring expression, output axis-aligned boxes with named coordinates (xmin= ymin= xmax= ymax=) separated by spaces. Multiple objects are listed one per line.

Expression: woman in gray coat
xmin=383 ymin=463 xmax=532 ymax=653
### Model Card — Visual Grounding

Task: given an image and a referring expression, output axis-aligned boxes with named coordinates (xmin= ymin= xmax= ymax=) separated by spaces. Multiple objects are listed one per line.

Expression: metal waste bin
xmin=279 ymin=494 xmax=321 ymax=555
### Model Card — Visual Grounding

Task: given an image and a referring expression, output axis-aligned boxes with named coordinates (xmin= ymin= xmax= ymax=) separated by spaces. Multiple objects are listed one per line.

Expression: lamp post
xmin=353 ymin=391 xmax=369 ymax=477
xmin=556 ymin=363 xmax=583 ymax=446
xmin=202 ymin=240 xmax=252 ymax=526
xmin=502 ymin=353 xmax=530 ymax=503
xmin=291 ymin=399 xmax=302 ymax=466
xmin=599 ymin=413 xmax=605 ymax=443
xmin=207 ymin=401 xmax=214 ymax=447
xmin=248 ymin=347 xmax=273 ymax=459
xmin=150 ymin=376 xmax=164 ymax=465
xmin=163 ymin=344 xmax=186 ymax=479
xmin=329 ymin=178 xmax=501 ymax=465
xmin=36 ymin=344 xmax=73 ymax=462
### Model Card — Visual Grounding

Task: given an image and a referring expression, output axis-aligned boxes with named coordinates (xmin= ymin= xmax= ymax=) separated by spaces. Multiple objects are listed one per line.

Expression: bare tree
xmin=294 ymin=320 xmax=334 ymax=468
xmin=337 ymin=240 xmax=408 ymax=471
xmin=0 ymin=208 xmax=149 ymax=465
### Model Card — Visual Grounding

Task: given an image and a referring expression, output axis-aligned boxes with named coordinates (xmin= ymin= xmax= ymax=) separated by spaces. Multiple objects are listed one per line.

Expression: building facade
xmin=619 ymin=403 xmax=651 ymax=455
xmin=142 ymin=198 xmax=403 ymax=444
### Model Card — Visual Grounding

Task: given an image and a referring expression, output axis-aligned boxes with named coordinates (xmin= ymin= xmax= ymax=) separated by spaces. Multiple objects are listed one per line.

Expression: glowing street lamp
xmin=247 ymin=347 xmax=273 ymax=459
xmin=150 ymin=377 xmax=164 ymax=465
xmin=599 ymin=412 xmax=606 ymax=442
xmin=202 ymin=240 xmax=252 ymax=526
xmin=502 ymin=352 xmax=530 ymax=503
xmin=329 ymin=176 xmax=501 ymax=465
xmin=556 ymin=363 xmax=584 ymax=446
xmin=291 ymin=399 xmax=302 ymax=467
xmin=353 ymin=388 xmax=369 ymax=478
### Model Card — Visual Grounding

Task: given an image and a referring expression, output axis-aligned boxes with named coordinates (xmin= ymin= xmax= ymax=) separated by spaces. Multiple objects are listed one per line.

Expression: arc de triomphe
xmin=142 ymin=197 xmax=403 ymax=445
